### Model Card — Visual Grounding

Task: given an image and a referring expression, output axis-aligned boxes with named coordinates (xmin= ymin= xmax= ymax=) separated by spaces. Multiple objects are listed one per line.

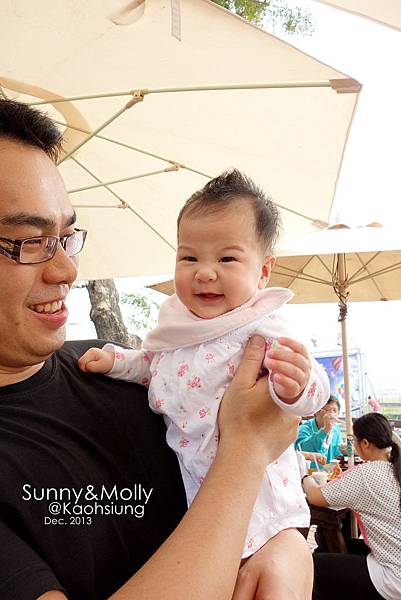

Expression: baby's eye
xmin=183 ymin=256 xmax=197 ymax=262
xmin=220 ymin=256 xmax=236 ymax=262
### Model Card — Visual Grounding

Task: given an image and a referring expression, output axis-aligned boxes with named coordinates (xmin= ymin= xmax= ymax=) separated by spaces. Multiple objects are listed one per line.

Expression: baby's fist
xmin=78 ymin=347 xmax=115 ymax=374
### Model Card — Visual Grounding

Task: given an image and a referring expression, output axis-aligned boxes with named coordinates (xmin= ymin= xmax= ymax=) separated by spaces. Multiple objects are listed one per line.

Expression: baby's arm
xmin=78 ymin=344 xmax=153 ymax=387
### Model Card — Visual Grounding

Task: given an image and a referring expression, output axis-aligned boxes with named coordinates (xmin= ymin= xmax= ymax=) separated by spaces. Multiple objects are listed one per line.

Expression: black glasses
xmin=0 ymin=228 xmax=87 ymax=264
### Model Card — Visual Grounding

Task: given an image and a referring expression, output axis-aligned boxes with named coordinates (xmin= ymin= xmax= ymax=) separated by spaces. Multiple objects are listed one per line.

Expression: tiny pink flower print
xmin=151 ymin=369 xmax=158 ymax=377
xmin=143 ymin=353 xmax=150 ymax=362
xmin=199 ymin=475 xmax=205 ymax=484
xmin=141 ymin=377 xmax=149 ymax=386
xmin=155 ymin=352 xmax=165 ymax=365
xmin=115 ymin=351 xmax=125 ymax=360
xmin=177 ymin=362 xmax=189 ymax=377
xmin=187 ymin=376 xmax=201 ymax=390
xmin=155 ymin=398 xmax=164 ymax=409
xmin=199 ymin=407 xmax=211 ymax=419
xmin=247 ymin=537 xmax=255 ymax=550
xmin=214 ymin=434 xmax=219 ymax=443
xmin=226 ymin=361 xmax=236 ymax=377
xmin=205 ymin=352 xmax=215 ymax=363
xmin=282 ymin=477 xmax=289 ymax=487
xmin=307 ymin=382 xmax=317 ymax=399
xmin=179 ymin=437 xmax=189 ymax=448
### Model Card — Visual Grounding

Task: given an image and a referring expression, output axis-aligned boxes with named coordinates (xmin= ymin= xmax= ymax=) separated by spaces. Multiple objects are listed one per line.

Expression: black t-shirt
xmin=0 ymin=340 xmax=187 ymax=600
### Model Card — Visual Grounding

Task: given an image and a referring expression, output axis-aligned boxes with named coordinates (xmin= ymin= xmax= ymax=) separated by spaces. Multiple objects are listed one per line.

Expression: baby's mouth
xmin=197 ymin=293 xmax=223 ymax=300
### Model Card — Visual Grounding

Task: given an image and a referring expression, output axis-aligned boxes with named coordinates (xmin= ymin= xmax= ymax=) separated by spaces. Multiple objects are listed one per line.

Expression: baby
xmin=79 ymin=169 xmax=329 ymax=567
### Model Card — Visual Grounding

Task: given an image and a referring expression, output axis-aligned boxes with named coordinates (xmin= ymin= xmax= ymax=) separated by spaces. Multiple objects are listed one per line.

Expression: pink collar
xmin=143 ymin=287 xmax=293 ymax=352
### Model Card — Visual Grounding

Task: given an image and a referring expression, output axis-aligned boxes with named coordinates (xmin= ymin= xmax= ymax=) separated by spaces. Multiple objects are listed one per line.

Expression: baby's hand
xmin=265 ymin=336 xmax=311 ymax=403
xmin=78 ymin=347 xmax=115 ymax=374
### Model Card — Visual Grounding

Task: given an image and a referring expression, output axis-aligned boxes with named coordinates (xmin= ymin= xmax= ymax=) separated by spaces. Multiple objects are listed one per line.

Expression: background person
xmin=0 ymin=99 xmax=311 ymax=600
xmin=296 ymin=396 xmax=343 ymax=467
xmin=301 ymin=413 xmax=401 ymax=600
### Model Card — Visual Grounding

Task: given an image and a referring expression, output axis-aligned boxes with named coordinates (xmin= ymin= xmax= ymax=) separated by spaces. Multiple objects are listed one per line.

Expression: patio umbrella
xmin=0 ymin=0 xmax=360 ymax=279
xmin=271 ymin=223 xmax=401 ymax=464
xmin=151 ymin=224 xmax=401 ymax=464
xmin=314 ymin=0 xmax=401 ymax=32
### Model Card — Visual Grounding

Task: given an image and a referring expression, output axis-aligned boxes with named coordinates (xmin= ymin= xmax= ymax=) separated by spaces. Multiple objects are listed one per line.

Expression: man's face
xmin=315 ymin=401 xmax=339 ymax=428
xmin=0 ymin=139 xmax=78 ymax=370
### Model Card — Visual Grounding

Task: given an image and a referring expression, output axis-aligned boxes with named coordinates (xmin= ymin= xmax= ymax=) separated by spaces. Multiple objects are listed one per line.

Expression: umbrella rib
xmin=0 ymin=86 xmax=8 ymax=99
xmin=274 ymin=256 xmax=315 ymax=287
xmin=273 ymin=267 xmax=331 ymax=286
xmin=57 ymin=101 xmax=140 ymax=166
xmin=316 ymin=254 xmax=334 ymax=277
xmin=67 ymin=166 xmax=179 ymax=194
xmin=53 ymin=119 xmax=211 ymax=179
xmin=54 ymin=120 xmax=325 ymax=226
xmin=348 ymin=251 xmax=387 ymax=299
xmin=28 ymin=81 xmax=335 ymax=106
xmin=350 ymin=261 xmax=401 ymax=286
xmin=71 ymin=156 xmax=176 ymax=252
xmin=347 ymin=252 xmax=381 ymax=282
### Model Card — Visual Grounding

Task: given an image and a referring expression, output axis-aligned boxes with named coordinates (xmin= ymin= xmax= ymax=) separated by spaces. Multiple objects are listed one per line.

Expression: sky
xmin=67 ymin=0 xmax=401 ymax=395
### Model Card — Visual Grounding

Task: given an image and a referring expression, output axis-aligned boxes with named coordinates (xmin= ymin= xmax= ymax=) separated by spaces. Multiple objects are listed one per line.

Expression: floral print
xmin=177 ymin=362 xmax=189 ymax=377
xmin=187 ymin=376 xmax=201 ymax=390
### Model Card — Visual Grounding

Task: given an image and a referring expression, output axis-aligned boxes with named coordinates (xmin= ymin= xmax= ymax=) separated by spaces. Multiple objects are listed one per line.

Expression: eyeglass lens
xmin=20 ymin=230 xmax=85 ymax=264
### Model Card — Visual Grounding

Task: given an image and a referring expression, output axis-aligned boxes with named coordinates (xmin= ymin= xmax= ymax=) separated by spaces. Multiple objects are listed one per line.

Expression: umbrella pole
xmin=337 ymin=254 xmax=354 ymax=467
xmin=337 ymin=254 xmax=358 ymax=539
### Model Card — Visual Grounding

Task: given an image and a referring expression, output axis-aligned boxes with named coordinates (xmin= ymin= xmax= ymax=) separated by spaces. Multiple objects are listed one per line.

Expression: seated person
xmin=296 ymin=396 xmax=343 ymax=467
xmin=301 ymin=412 xmax=401 ymax=600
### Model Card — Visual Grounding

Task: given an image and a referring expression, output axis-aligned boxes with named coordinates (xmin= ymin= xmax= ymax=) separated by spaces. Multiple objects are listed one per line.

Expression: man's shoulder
xmin=58 ymin=339 xmax=108 ymax=359
xmin=58 ymin=339 xmax=129 ymax=361
xmin=55 ymin=340 xmax=146 ymax=396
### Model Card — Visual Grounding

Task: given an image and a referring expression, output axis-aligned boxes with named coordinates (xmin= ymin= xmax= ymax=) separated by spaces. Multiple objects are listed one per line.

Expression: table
xmin=309 ymin=504 xmax=350 ymax=553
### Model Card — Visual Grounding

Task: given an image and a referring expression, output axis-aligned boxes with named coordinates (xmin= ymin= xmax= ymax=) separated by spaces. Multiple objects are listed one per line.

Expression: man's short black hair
xmin=177 ymin=169 xmax=281 ymax=253
xmin=0 ymin=99 xmax=62 ymax=162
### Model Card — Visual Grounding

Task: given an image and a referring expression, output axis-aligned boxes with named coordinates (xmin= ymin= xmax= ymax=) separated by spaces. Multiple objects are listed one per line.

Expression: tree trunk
xmin=86 ymin=279 xmax=141 ymax=349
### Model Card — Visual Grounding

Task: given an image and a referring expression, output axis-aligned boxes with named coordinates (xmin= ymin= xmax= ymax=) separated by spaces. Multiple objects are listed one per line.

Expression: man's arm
xmin=296 ymin=421 xmax=327 ymax=453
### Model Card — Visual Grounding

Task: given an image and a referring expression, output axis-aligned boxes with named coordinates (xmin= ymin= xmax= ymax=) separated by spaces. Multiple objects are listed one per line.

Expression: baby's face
xmin=175 ymin=200 xmax=275 ymax=319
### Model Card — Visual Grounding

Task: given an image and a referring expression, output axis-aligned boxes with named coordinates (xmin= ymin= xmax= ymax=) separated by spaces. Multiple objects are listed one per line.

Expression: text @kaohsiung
xmin=22 ymin=484 xmax=153 ymax=524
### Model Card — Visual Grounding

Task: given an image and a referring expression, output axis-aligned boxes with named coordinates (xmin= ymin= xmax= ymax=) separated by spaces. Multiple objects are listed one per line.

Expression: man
xmin=296 ymin=396 xmax=344 ymax=466
xmin=0 ymin=99 xmax=189 ymax=598
xmin=0 ymin=100 xmax=310 ymax=600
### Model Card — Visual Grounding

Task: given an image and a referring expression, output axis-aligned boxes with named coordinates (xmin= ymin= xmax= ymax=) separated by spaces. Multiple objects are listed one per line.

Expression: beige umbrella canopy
xmin=314 ymin=0 xmax=401 ymax=32
xmin=0 ymin=0 xmax=360 ymax=280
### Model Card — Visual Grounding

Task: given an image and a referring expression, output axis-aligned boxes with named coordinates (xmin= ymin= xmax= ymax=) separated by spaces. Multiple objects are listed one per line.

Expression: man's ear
xmin=258 ymin=256 xmax=276 ymax=289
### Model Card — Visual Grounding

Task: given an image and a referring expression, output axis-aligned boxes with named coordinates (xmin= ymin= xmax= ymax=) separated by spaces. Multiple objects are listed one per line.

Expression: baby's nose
xmin=195 ymin=265 xmax=217 ymax=281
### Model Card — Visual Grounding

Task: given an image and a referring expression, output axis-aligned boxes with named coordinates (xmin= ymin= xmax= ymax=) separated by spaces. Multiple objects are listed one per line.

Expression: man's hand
xmin=265 ymin=336 xmax=312 ymax=403
xmin=322 ymin=411 xmax=338 ymax=433
xmin=78 ymin=347 xmax=115 ymax=374
xmin=218 ymin=335 xmax=300 ymax=467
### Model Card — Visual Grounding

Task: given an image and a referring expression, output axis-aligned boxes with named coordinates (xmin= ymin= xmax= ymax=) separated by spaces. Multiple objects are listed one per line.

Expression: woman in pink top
xmin=302 ymin=413 xmax=401 ymax=600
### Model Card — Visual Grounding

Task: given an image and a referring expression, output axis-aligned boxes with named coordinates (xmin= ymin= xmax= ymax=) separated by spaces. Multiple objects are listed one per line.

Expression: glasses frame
xmin=0 ymin=228 xmax=87 ymax=264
